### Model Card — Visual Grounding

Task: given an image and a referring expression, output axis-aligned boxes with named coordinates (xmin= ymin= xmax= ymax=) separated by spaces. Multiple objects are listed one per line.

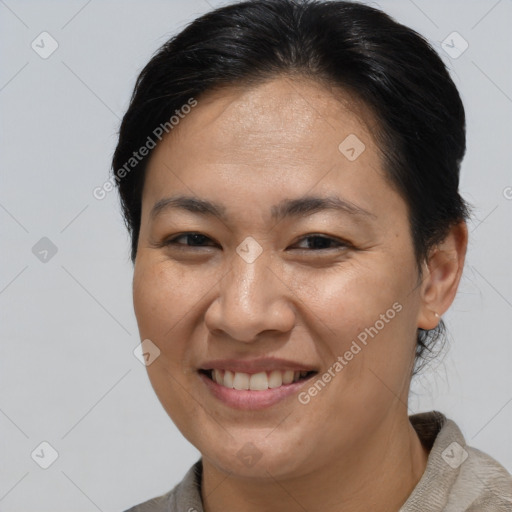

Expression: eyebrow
xmin=150 ymin=194 xmax=375 ymax=222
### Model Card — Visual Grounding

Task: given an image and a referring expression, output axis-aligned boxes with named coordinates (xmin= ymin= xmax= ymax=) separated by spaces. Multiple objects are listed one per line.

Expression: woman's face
xmin=133 ymin=77 xmax=429 ymax=478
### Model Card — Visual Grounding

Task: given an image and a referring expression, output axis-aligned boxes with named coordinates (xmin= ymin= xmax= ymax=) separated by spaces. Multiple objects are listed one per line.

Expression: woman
xmin=113 ymin=1 xmax=512 ymax=510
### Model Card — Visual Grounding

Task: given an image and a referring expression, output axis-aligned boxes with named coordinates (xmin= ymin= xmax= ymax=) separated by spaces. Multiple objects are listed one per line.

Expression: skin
xmin=132 ymin=76 xmax=468 ymax=512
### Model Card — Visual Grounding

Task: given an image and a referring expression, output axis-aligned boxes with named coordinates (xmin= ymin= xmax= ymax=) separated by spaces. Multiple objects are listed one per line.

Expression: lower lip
xmin=199 ymin=372 xmax=314 ymax=410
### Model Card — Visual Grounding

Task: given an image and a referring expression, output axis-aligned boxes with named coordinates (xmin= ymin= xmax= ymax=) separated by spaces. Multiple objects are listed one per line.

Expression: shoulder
xmin=123 ymin=460 xmax=203 ymax=512
xmin=451 ymin=444 xmax=512 ymax=511
xmin=402 ymin=410 xmax=512 ymax=512
xmin=123 ymin=492 xmax=173 ymax=512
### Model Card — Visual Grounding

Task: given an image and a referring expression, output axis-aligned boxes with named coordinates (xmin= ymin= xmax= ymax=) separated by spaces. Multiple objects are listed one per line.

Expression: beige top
xmin=125 ymin=411 xmax=512 ymax=511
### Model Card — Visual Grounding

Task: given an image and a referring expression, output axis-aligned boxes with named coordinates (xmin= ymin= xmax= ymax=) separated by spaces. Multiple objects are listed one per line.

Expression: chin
xmin=200 ymin=431 xmax=318 ymax=480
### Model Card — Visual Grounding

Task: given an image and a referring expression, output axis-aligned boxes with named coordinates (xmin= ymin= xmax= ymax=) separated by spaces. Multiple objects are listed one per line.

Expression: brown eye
xmin=292 ymin=235 xmax=349 ymax=250
xmin=165 ymin=233 xmax=215 ymax=247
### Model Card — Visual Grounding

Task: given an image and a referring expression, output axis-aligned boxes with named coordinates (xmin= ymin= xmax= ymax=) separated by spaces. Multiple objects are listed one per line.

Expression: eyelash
xmin=162 ymin=232 xmax=351 ymax=251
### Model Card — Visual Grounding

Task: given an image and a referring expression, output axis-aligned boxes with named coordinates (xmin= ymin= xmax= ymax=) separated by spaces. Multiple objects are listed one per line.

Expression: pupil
xmin=309 ymin=236 xmax=330 ymax=249
xmin=189 ymin=234 xmax=206 ymax=245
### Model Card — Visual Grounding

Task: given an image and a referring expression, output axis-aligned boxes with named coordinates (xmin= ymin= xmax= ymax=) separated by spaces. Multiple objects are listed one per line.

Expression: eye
xmin=164 ymin=232 xmax=216 ymax=247
xmin=161 ymin=233 xmax=350 ymax=251
xmin=291 ymin=235 xmax=350 ymax=251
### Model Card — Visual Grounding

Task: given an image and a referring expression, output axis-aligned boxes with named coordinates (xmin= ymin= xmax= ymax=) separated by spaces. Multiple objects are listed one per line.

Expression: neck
xmin=201 ymin=414 xmax=429 ymax=512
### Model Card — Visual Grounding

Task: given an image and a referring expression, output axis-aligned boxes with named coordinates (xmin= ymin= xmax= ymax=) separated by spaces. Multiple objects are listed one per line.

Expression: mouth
xmin=199 ymin=368 xmax=318 ymax=391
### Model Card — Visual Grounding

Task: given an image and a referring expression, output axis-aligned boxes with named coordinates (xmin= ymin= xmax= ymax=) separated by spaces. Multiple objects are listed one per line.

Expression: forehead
xmin=165 ymin=77 xmax=379 ymax=165
xmin=141 ymin=76 xmax=403 ymax=226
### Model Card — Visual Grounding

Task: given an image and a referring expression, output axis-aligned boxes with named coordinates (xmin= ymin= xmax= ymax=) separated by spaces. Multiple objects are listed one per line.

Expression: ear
xmin=417 ymin=221 xmax=468 ymax=330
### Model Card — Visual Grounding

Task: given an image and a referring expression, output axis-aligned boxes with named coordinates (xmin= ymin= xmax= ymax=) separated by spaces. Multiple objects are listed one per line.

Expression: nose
xmin=204 ymin=248 xmax=296 ymax=342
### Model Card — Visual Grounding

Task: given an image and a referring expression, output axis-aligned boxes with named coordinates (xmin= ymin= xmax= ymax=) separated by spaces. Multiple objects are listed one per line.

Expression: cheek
xmin=132 ymin=257 xmax=208 ymax=431
xmin=290 ymin=255 xmax=414 ymax=332
xmin=133 ymin=257 xmax=208 ymax=339
xmin=289 ymin=256 xmax=418 ymax=383
xmin=292 ymin=264 xmax=418 ymax=428
xmin=132 ymin=257 xmax=209 ymax=389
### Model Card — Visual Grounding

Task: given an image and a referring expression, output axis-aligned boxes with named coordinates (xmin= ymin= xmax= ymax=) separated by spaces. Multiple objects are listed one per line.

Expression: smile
xmin=201 ymin=369 xmax=317 ymax=391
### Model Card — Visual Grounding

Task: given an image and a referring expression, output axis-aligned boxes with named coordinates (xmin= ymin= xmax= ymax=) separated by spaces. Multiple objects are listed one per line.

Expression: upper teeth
xmin=211 ymin=370 xmax=309 ymax=391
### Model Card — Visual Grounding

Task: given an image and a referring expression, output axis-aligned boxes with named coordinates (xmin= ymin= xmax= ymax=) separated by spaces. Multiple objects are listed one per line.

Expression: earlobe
xmin=417 ymin=222 xmax=468 ymax=330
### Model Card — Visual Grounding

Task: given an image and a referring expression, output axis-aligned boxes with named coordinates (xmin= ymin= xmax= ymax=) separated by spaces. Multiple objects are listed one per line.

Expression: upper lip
xmin=198 ymin=357 xmax=318 ymax=374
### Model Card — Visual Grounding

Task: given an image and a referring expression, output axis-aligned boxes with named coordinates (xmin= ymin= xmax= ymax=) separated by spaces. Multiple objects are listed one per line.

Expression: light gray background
xmin=1 ymin=0 xmax=511 ymax=510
